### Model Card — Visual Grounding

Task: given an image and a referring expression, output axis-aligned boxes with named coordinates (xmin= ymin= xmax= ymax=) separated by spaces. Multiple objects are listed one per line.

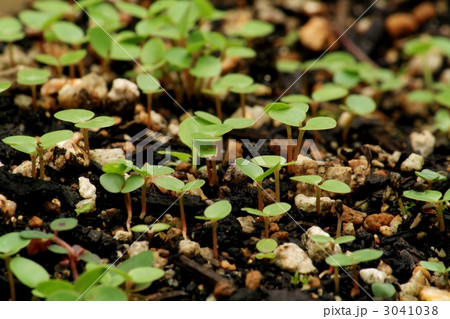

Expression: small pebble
xmin=28 ymin=216 xmax=44 ymax=228
xmin=245 ymin=270 xmax=263 ymax=290
xmin=360 ymin=268 xmax=387 ymax=284
xmin=178 ymin=239 xmax=201 ymax=258
xmin=400 ymin=153 xmax=424 ymax=172
xmin=274 ymin=243 xmax=317 ymax=274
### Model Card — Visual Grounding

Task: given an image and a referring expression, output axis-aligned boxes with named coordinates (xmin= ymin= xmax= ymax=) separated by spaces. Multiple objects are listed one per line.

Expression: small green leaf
xmin=310 ymin=234 xmax=333 ymax=244
xmin=235 ymin=158 xmax=264 ymax=181
xmin=35 ymin=54 xmax=60 ymax=66
xmin=265 ymin=102 xmax=307 ymax=127
xmin=403 ymin=190 xmax=442 ymax=203
xmin=420 ymin=261 xmax=446 ymax=274
xmin=415 ymin=169 xmax=447 ymax=182
xmin=291 ymin=175 xmax=322 ymax=185
xmin=264 ymin=202 xmax=291 ymax=216
xmin=404 ymin=38 xmax=432 ymax=56
xmin=129 ymin=267 xmax=164 ymax=284
xmin=0 ymin=232 xmax=30 ymax=258
xmin=236 ymin=20 xmax=274 ymax=38
xmin=151 ymin=223 xmax=171 ymax=233
xmin=225 ymin=47 xmax=256 ymax=58
xmin=60 ymin=50 xmax=87 ymax=66
xmin=223 ymin=118 xmax=253 ymax=129
xmin=155 ymin=176 xmax=184 ymax=192
xmin=33 ymin=280 xmax=75 ymax=298
xmin=48 ymin=244 xmax=68 ymax=254
xmin=194 ymin=111 xmax=221 ymax=124
xmin=33 ymin=1 xmax=71 ymax=14
xmin=301 ymin=117 xmax=337 ymax=131
xmin=76 ymin=116 xmax=115 ymax=129
xmin=100 ymin=173 xmax=125 ymax=193
xmin=18 ymin=10 xmax=55 ymax=31
xmin=0 ymin=81 xmax=11 ymax=93
xmin=325 ymin=253 xmax=356 ymax=267
xmin=157 ymin=151 xmax=191 ymax=162
xmin=88 ymin=27 xmax=112 ymax=59
xmin=115 ymin=1 xmax=147 ymax=19
xmin=241 ymin=207 xmax=265 ymax=217
xmin=46 ymin=289 xmax=79 ymax=301
xmin=165 ymin=47 xmax=192 ymax=69
xmin=281 ymin=94 xmax=312 ymax=104
xmin=83 ymin=285 xmax=128 ymax=301
xmin=2 ymin=135 xmax=37 ymax=154
xmin=333 ymin=69 xmax=360 ymax=89
xmin=136 ymin=74 xmax=161 ymax=93
xmin=138 ymin=164 xmax=174 ymax=177
xmin=344 ymin=94 xmax=376 ymax=116
xmin=203 ymin=200 xmax=232 ymax=221
xmin=131 ymin=225 xmax=149 ymax=233
xmin=102 ymin=159 xmax=133 ymax=174
xmin=190 ymin=55 xmax=221 ymax=78
xmin=183 ymin=179 xmax=205 ymax=192
xmin=118 ymin=251 xmax=154 ymax=272
xmin=319 ymin=180 xmax=351 ymax=194
xmin=40 ymin=130 xmax=73 ymax=150
xmin=256 ymin=238 xmax=278 ymax=254
xmin=334 ymin=235 xmax=355 ymax=245
xmin=121 ymin=175 xmax=145 ymax=193
xmin=50 ymin=218 xmax=78 ymax=232
xmin=10 ymin=257 xmax=50 ymax=288
xmin=372 ymin=282 xmax=396 ymax=299
xmin=53 ymin=21 xmax=84 ymax=45
xmin=406 ymin=90 xmax=435 ymax=104
xmin=443 ymin=189 xmax=450 ymax=201
xmin=141 ymin=38 xmax=165 ymax=66
xmin=312 ymin=85 xmax=348 ymax=103
xmin=54 ymin=109 xmax=94 ymax=124
xmin=252 ymin=155 xmax=286 ymax=168
xmin=20 ymin=230 xmax=54 ymax=240
xmin=351 ymin=249 xmax=383 ymax=263
xmin=221 ymin=73 xmax=254 ymax=89
xmin=17 ymin=68 xmax=50 ymax=86
xmin=74 ymin=267 xmax=107 ymax=293
xmin=435 ymin=91 xmax=450 ymax=108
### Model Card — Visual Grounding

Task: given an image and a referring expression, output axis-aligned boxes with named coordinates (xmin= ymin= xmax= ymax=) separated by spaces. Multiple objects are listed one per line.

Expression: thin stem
xmin=124 ymin=193 xmax=132 ymax=233
xmin=215 ymin=96 xmax=222 ymax=121
xmin=286 ymin=125 xmax=294 ymax=173
xmin=5 ymin=257 xmax=16 ymax=301
xmin=257 ymin=181 xmax=263 ymax=212
xmin=342 ymin=114 xmax=355 ymax=145
xmin=212 ymin=221 xmax=218 ymax=259
xmin=77 ymin=61 xmax=85 ymax=77
xmin=334 ymin=267 xmax=339 ymax=294
xmin=37 ymin=144 xmax=45 ymax=180
xmin=139 ymin=178 xmax=148 ymax=219
xmin=51 ymin=236 xmax=79 ymax=280
xmin=315 ymin=185 xmax=321 ymax=214
xmin=436 ymin=203 xmax=445 ymax=233
xmin=31 ymin=85 xmax=37 ymax=112
xmin=286 ymin=125 xmax=292 ymax=140
xmin=205 ymin=159 xmax=213 ymax=187
xmin=274 ymin=169 xmax=280 ymax=202
xmin=240 ymin=93 xmax=246 ymax=117
xmin=264 ymin=216 xmax=269 ymax=238
xmin=30 ymin=154 xmax=37 ymax=179
xmin=81 ymin=128 xmax=90 ymax=155
xmin=179 ymin=195 xmax=187 ymax=239
xmin=293 ymin=127 xmax=305 ymax=161
xmin=69 ymin=64 xmax=75 ymax=79
xmin=147 ymin=231 xmax=154 ymax=248
xmin=352 ymin=264 xmax=360 ymax=296
xmin=8 ymin=42 xmax=15 ymax=67
xmin=146 ymin=92 xmax=153 ymax=129
xmin=336 ymin=212 xmax=342 ymax=238
xmin=211 ymin=159 xmax=217 ymax=186
xmin=396 ymin=192 xmax=407 ymax=216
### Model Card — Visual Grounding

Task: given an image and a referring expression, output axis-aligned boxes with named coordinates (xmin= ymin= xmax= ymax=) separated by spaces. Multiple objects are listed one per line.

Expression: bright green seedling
xmin=235 ymin=158 xmax=281 ymax=213
xmin=189 ymin=55 xmax=222 ymax=96
xmin=311 ymin=83 xmax=349 ymax=113
xmin=155 ymin=176 xmax=205 ymax=239
xmin=255 ymin=238 xmax=278 ymax=260
xmin=251 ymin=155 xmax=293 ymax=202
xmin=35 ymin=50 xmax=87 ymax=78
xmin=420 ymin=260 xmax=450 ymax=288
xmin=403 ymin=189 xmax=450 ymax=232
xmin=131 ymin=164 xmax=174 ymax=219
xmin=54 ymin=109 xmax=115 ymax=155
xmin=310 ymin=234 xmax=355 ymax=250
xmin=17 ymin=68 xmax=50 ymax=111
xmin=131 ymin=223 xmax=171 ymax=247
xmin=2 ymin=130 xmax=73 ymax=179
xmin=0 ymin=81 xmax=11 ymax=94
xmin=242 ymin=202 xmax=291 ymax=238
xmin=371 ymin=282 xmax=396 ymax=300
xmin=291 ymin=175 xmax=351 ymax=214
xmin=202 ymin=78 xmax=228 ymax=120
xmin=195 ymin=200 xmax=232 ymax=259
xmin=221 ymin=73 xmax=259 ymax=117
xmin=232 ymin=19 xmax=274 ymax=39
xmin=136 ymin=74 xmax=163 ymax=129
xmin=0 ymin=17 xmax=24 ymax=67
xmin=340 ymin=94 xmax=376 ymax=143
xmin=415 ymin=169 xmax=447 ymax=190
xmin=157 ymin=150 xmax=192 ymax=166
xmin=325 ymin=249 xmax=383 ymax=296
xmin=100 ymin=159 xmax=145 ymax=232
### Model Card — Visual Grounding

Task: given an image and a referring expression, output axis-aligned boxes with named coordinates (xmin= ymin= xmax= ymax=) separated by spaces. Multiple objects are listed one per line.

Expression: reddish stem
xmin=51 ymin=236 xmax=79 ymax=280
xmin=212 ymin=221 xmax=218 ymax=259
xmin=124 ymin=193 xmax=132 ymax=233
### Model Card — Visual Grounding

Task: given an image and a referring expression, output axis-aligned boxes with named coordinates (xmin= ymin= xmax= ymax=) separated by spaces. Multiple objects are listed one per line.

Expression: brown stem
xmin=436 ymin=203 xmax=445 ymax=233
xmin=69 ymin=64 xmax=75 ymax=79
xmin=293 ymin=127 xmax=305 ymax=161
xmin=264 ymin=216 xmax=269 ymax=238
xmin=336 ymin=213 xmax=342 ymax=238
xmin=31 ymin=85 xmax=37 ymax=112
xmin=315 ymin=185 xmax=321 ymax=214
xmin=77 ymin=61 xmax=85 ymax=77
xmin=30 ymin=154 xmax=37 ymax=179
xmin=81 ymin=128 xmax=90 ymax=155
xmin=212 ymin=221 xmax=218 ymax=259
xmin=240 ymin=93 xmax=246 ymax=117
xmin=124 ymin=193 xmax=133 ymax=233
xmin=274 ymin=169 xmax=280 ymax=202
xmin=5 ymin=257 xmax=16 ymax=301
xmin=334 ymin=267 xmax=339 ymax=293
xmin=147 ymin=231 xmax=154 ymax=248
xmin=286 ymin=125 xmax=294 ymax=173
xmin=179 ymin=195 xmax=187 ymax=239
xmin=352 ymin=264 xmax=360 ymax=296
xmin=286 ymin=125 xmax=292 ymax=140
xmin=427 ymin=181 xmax=433 ymax=190
xmin=215 ymin=96 xmax=222 ymax=121
xmin=342 ymin=114 xmax=355 ymax=145
xmin=8 ymin=42 xmax=15 ymax=67
xmin=51 ymin=236 xmax=79 ymax=280
xmin=146 ymin=92 xmax=153 ymax=129
xmin=139 ymin=179 xmax=148 ymax=219
xmin=37 ymin=145 xmax=45 ymax=180
xmin=205 ymin=159 xmax=213 ymax=187
xmin=211 ymin=159 xmax=217 ymax=186
xmin=257 ymin=181 xmax=263 ymax=212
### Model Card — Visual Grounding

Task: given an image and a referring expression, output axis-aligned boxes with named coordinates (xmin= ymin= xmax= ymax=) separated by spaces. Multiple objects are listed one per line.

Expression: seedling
xmin=100 ymin=159 xmax=145 ymax=232
xmin=325 ymin=249 xmax=383 ymax=296
xmin=131 ymin=164 xmax=174 ymax=219
xmin=35 ymin=50 xmax=87 ymax=78
xmin=136 ymin=74 xmax=163 ymax=129
xmin=202 ymin=78 xmax=228 ymax=120
xmin=255 ymin=238 xmax=278 ymax=259
xmin=140 ymin=38 xmax=166 ymax=72
xmin=310 ymin=235 xmax=355 ymax=251
xmin=17 ymin=68 xmax=50 ymax=111
xmin=155 ymin=176 xmax=205 ymax=239
xmin=235 ymin=158 xmax=281 ymax=212
xmin=311 ymin=84 xmax=349 ymax=115
xmin=340 ymin=94 xmax=376 ymax=144
xmin=2 ymin=130 xmax=73 ymax=179
xmin=131 ymin=223 xmax=171 ymax=247
xmin=189 ymin=55 xmax=222 ymax=97
xmin=420 ymin=260 xmax=450 ymax=288
xmin=0 ymin=17 xmax=24 ymax=66
xmin=291 ymin=272 xmax=310 ymax=287
xmin=0 ymin=81 xmax=11 ymax=94
xmin=371 ymin=283 xmax=396 ymax=300
xmin=242 ymin=202 xmax=291 ymax=238
xmin=54 ymin=109 xmax=115 ymax=155
xmin=415 ymin=169 xmax=447 ymax=190
xmin=232 ymin=19 xmax=275 ymax=39
xmin=291 ymin=175 xmax=351 ymax=214
xmin=251 ymin=155 xmax=292 ymax=202
xmin=221 ymin=73 xmax=259 ymax=117
xmin=403 ymin=189 xmax=450 ymax=232
xmin=195 ymin=200 xmax=232 ymax=259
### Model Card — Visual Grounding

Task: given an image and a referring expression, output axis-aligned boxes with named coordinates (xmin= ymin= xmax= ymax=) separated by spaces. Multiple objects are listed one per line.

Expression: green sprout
xmin=54 ymin=109 xmax=115 ymax=155
xmin=131 ymin=223 xmax=171 ymax=247
xmin=325 ymin=249 xmax=383 ymax=296
xmin=242 ymin=202 xmax=291 ymax=238
xmin=100 ymin=159 xmax=145 ymax=232
xmin=0 ymin=81 xmax=11 ymax=94
xmin=420 ymin=260 xmax=450 ymax=288
xmin=136 ymin=74 xmax=163 ymax=129
xmin=0 ymin=17 xmax=24 ymax=67
xmin=140 ymin=38 xmax=166 ymax=72
xmin=155 ymin=176 xmax=205 ymax=239
xmin=371 ymin=283 xmax=396 ymax=300
xmin=340 ymin=94 xmax=376 ymax=144
xmin=291 ymin=272 xmax=310 ymax=287
xmin=311 ymin=83 xmax=349 ymax=115
xmin=202 ymin=78 xmax=228 ymax=120
xmin=403 ymin=189 xmax=450 ymax=232
xmin=189 ymin=55 xmax=222 ymax=97
xmin=195 ymin=200 xmax=232 ymax=259
xmin=235 ymin=158 xmax=281 ymax=212
xmin=2 ymin=130 xmax=73 ymax=179
xmin=291 ymin=175 xmax=351 ymax=214
xmin=17 ymin=68 xmax=50 ymax=111
xmin=310 ymin=234 xmax=355 ymax=249
xmin=35 ymin=50 xmax=87 ymax=78
xmin=131 ymin=164 xmax=174 ymax=219
xmin=220 ymin=73 xmax=259 ymax=118
xmin=255 ymin=238 xmax=278 ymax=259
xmin=232 ymin=19 xmax=275 ymax=39
xmin=415 ymin=169 xmax=447 ymax=190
